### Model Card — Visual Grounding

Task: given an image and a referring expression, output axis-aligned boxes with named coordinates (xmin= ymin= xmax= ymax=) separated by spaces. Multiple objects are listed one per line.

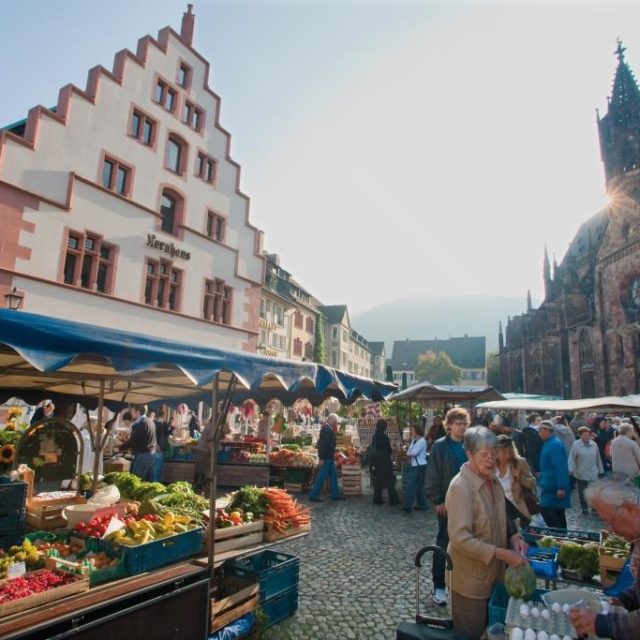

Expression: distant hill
xmin=351 ymin=294 xmax=536 ymax=354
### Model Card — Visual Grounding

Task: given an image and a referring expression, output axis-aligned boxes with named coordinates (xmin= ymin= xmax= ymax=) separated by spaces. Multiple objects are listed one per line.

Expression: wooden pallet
xmin=25 ymin=495 xmax=86 ymax=531
xmin=210 ymin=576 xmax=259 ymax=633
xmin=212 ymin=520 xmax=264 ymax=554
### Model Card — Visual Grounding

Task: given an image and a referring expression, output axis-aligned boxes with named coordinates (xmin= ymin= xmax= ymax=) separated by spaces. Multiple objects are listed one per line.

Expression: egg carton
xmin=505 ymin=598 xmax=576 ymax=638
xmin=507 ymin=628 xmax=573 ymax=640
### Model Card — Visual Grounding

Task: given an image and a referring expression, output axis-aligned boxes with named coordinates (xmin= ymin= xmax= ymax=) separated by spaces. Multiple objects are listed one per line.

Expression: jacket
xmin=445 ymin=464 xmax=509 ymax=599
xmin=522 ymin=425 xmax=543 ymax=472
xmin=502 ymin=458 xmax=537 ymax=518
xmin=569 ymin=439 xmax=603 ymax=482
xmin=316 ymin=423 xmax=336 ymax=461
xmin=611 ymin=436 xmax=640 ymax=478
xmin=120 ymin=416 xmax=158 ymax=454
xmin=424 ymin=435 xmax=462 ymax=506
xmin=538 ymin=436 xmax=571 ymax=508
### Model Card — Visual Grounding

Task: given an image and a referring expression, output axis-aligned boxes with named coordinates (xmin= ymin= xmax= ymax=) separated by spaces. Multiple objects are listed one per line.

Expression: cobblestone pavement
xmin=263 ymin=481 xmax=604 ymax=640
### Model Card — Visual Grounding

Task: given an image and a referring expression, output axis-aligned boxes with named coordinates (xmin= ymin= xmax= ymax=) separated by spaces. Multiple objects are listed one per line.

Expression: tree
xmin=414 ymin=351 xmax=461 ymax=385
xmin=486 ymin=351 xmax=500 ymax=388
xmin=313 ymin=314 xmax=326 ymax=364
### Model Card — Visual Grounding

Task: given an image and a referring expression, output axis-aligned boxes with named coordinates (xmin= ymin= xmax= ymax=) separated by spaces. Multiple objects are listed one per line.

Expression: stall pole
xmin=207 ymin=375 xmax=219 ymax=574
xmin=91 ymin=379 xmax=106 ymax=494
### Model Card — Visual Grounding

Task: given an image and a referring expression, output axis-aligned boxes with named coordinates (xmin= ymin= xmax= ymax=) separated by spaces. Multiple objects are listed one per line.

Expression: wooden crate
xmin=599 ymin=530 xmax=630 ymax=572
xmin=341 ymin=464 xmax=362 ymax=496
xmin=264 ymin=523 xmax=311 ymax=542
xmin=210 ymin=576 xmax=259 ymax=633
xmin=0 ymin=565 xmax=88 ymax=618
xmin=600 ymin=566 xmax=622 ymax=590
xmin=25 ymin=495 xmax=86 ymax=531
xmin=212 ymin=520 xmax=264 ymax=554
xmin=335 ymin=435 xmax=353 ymax=446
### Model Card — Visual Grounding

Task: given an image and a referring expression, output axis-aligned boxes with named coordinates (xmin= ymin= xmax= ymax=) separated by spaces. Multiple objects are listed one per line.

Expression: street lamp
xmin=4 ymin=287 xmax=24 ymax=311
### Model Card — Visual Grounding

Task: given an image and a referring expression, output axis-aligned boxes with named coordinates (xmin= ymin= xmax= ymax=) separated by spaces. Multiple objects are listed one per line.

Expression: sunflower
xmin=0 ymin=444 xmax=15 ymax=465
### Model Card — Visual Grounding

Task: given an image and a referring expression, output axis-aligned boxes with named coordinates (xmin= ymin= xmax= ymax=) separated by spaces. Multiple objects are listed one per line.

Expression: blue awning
xmin=0 ymin=309 xmax=396 ymax=408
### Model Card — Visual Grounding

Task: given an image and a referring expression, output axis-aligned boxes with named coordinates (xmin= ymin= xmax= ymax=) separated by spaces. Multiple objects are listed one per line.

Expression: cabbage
xmin=504 ymin=563 xmax=537 ymax=600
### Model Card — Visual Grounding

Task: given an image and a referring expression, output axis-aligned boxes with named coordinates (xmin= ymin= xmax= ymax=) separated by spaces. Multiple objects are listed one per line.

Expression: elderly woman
xmin=495 ymin=435 xmax=537 ymax=526
xmin=611 ymin=422 xmax=640 ymax=478
xmin=569 ymin=425 xmax=604 ymax=514
xmin=446 ymin=426 xmax=527 ymax=640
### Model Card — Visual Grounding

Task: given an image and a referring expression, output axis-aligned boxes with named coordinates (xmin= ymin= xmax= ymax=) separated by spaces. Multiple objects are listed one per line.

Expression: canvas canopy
xmin=389 ymin=381 xmax=504 ymax=404
xmin=476 ymin=396 xmax=640 ymax=412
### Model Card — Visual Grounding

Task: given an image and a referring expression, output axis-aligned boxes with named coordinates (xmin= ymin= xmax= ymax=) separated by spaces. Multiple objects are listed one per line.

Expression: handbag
xmin=521 ymin=485 xmax=541 ymax=515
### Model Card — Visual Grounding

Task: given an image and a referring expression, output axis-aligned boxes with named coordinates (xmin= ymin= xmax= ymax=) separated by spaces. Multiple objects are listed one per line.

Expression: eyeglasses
xmin=473 ymin=450 xmax=497 ymax=461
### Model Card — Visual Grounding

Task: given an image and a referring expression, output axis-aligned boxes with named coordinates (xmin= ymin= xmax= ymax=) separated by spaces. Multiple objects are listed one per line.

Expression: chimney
xmin=181 ymin=4 xmax=195 ymax=47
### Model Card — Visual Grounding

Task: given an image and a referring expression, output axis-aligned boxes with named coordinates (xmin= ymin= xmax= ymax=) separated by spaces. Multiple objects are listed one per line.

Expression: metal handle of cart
xmin=414 ymin=545 xmax=454 ymax=628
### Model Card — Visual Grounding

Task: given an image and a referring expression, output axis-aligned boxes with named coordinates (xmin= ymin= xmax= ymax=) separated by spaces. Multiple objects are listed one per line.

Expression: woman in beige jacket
xmin=446 ymin=426 xmax=528 ymax=640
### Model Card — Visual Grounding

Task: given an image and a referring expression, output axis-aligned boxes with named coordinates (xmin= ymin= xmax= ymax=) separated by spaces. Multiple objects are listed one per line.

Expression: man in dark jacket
xmin=424 ymin=407 xmax=469 ymax=606
xmin=309 ymin=413 xmax=344 ymax=502
xmin=522 ymin=412 xmax=544 ymax=474
xmin=117 ymin=406 xmax=158 ymax=481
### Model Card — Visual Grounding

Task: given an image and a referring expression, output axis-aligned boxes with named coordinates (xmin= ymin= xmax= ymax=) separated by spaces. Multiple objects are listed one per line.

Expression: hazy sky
xmin=2 ymin=0 xmax=640 ymax=314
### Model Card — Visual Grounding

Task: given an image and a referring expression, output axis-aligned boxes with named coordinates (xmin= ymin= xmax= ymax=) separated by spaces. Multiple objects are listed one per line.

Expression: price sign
xmin=7 ymin=561 xmax=26 ymax=578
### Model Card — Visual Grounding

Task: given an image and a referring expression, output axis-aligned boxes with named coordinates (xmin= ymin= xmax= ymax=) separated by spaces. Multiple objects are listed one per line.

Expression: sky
xmin=2 ymin=0 xmax=640 ymax=314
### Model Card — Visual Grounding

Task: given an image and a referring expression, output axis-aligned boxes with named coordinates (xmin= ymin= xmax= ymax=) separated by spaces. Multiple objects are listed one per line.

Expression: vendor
xmin=569 ymin=477 xmax=640 ymax=640
xmin=116 ymin=406 xmax=157 ymax=481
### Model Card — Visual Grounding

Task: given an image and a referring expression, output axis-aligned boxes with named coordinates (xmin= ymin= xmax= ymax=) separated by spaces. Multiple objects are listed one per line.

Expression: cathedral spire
xmin=498 ymin=321 xmax=504 ymax=351
xmin=543 ymin=245 xmax=552 ymax=300
xmin=527 ymin=289 xmax=532 ymax=311
xmin=610 ymin=39 xmax=640 ymax=109
xmin=180 ymin=4 xmax=195 ymax=47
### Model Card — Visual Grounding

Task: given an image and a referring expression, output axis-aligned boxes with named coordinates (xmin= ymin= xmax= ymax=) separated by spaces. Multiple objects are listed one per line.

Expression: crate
xmin=600 ymin=566 xmax=623 ymax=590
xmin=262 ymin=586 xmax=298 ymax=627
xmin=341 ymin=464 xmax=362 ymax=496
xmin=523 ymin=525 xmax=599 ymax=546
xmin=106 ymin=527 xmax=204 ymax=576
xmin=0 ymin=564 xmax=88 ymax=618
xmin=213 ymin=520 xmax=264 ymax=554
xmin=264 ymin=523 xmax=310 ymax=543
xmin=335 ymin=435 xmax=352 ymax=446
xmin=25 ymin=495 xmax=86 ymax=531
xmin=225 ymin=550 xmax=299 ymax=603
xmin=0 ymin=526 xmax=23 ymax=551
xmin=527 ymin=547 xmax=559 ymax=580
xmin=210 ymin=576 xmax=259 ymax=633
xmin=488 ymin=583 xmax=549 ymax=626
xmin=45 ymin=553 xmax=126 ymax=587
xmin=599 ymin=531 xmax=630 ymax=572
xmin=0 ymin=482 xmax=27 ymax=531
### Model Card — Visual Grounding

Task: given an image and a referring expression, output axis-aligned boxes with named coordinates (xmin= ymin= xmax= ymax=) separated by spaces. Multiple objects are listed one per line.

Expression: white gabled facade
xmin=0 ymin=7 xmax=263 ymax=350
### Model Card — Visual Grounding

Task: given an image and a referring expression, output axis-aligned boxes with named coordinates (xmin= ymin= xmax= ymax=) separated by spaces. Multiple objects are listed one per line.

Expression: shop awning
xmin=0 ymin=309 xmax=397 ymax=408
xmin=389 ymin=381 xmax=504 ymax=404
xmin=476 ymin=396 xmax=640 ymax=412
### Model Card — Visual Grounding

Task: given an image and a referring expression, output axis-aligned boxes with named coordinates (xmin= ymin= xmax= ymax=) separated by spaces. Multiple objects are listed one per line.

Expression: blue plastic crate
xmin=527 ymin=547 xmax=559 ymax=580
xmin=105 ymin=527 xmax=204 ymax=575
xmin=262 ymin=587 xmax=299 ymax=627
xmin=0 ymin=482 xmax=27 ymax=529
xmin=0 ymin=526 xmax=24 ymax=551
xmin=523 ymin=525 xmax=599 ymax=545
xmin=488 ymin=583 xmax=549 ymax=626
xmin=225 ymin=550 xmax=299 ymax=603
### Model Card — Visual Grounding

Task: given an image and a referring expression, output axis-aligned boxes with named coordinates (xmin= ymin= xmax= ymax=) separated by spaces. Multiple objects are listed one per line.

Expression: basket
xmin=526 ymin=547 xmax=559 ymax=580
xmin=225 ymin=550 xmax=299 ymax=603
xmin=262 ymin=586 xmax=298 ymax=627
xmin=210 ymin=576 xmax=259 ymax=633
xmin=488 ymin=583 xmax=549 ymax=626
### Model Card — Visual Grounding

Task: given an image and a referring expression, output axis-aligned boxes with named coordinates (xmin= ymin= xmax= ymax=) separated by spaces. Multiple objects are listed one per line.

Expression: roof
xmin=320 ymin=305 xmax=348 ymax=325
xmin=368 ymin=341 xmax=385 ymax=357
xmin=564 ymin=208 xmax=609 ymax=261
xmin=391 ymin=336 xmax=486 ymax=370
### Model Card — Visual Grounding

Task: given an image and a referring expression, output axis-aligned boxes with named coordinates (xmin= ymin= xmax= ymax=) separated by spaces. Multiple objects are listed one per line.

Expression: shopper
xmin=309 ymin=413 xmax=344 ymax=502
xmin=401 ymin=422 xmax=428 ymax=513
xmin=569 ymin=425 xmax=604 ymax=514
xmin=522 ymin=412 xmax=543 ymax=474
xmin=594 ymin=416 xmax=615 ymax=472
xmin=554 ymin=415 xmax=576 ymax=457
xmin=538 ymin=420 xmax=571 ymax=529
xmin=153 ymin=410 xmax=173 ymax=483
xmin=424 ymin=407 xmax=470 ymax=606
xmin=569 ymin=478 xmax=640 ymax=639
xmin=426 ymin=414 xmax=446 ymax=447
xmin=495 ymin=435 xmax=537 ymax=527
xmin=188 ymin=411 xmax=200 ymax=438
xmin=370 ymin=419 xmax=400 ymax=506
xmin=611 ymin=423 xmax=640 ymax=478
xmin=117 ymin=405 xmax=158 ymax=481
xmin=193 ymin=419 xmax=215 ymax=496
xmin=446 ymin=426 xmax=528 ymax=640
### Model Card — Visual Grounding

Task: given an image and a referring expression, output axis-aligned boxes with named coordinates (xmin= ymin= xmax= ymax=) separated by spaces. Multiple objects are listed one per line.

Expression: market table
xmin=0 ymin=562 xmax=210 ymax=640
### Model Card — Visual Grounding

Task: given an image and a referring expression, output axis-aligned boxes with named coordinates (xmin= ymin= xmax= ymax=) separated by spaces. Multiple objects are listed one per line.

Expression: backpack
xmin=362 ymin=440 xmax=380 ymax=468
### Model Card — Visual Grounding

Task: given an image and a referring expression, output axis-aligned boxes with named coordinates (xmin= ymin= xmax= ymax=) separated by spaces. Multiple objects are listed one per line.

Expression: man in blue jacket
xmin=538 ymin=420 xmax=571 ymax=529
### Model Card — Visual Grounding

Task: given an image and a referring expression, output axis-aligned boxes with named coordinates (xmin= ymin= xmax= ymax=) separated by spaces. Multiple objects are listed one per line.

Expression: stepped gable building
xmin=0 ymin=7 xmax=264 ymax=350
xmin=500 ymin=42 xmax=640 ymax=398
xmin=391 ymin=336 xmax=487 ymax=387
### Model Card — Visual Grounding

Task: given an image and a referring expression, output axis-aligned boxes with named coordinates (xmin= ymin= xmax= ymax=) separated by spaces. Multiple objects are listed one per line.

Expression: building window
xmin=130 ymin=108 xmax=156 ymax=146
xmin=144 ymin=259 xmax=182 ymax=311
xmin=206 ymin=211 xmax=226 ymax=242
xmin=196 ymin=152 xmax=216 ymax=183
xmin=182 ymin=101 xmax=204 ymax=131
xmin=63 ymin=231 xmax=115 ymax=294
xmin=294 ymin=311 xmax=303 ymax=329
xmin=293 ymin=338 xmax=303 ymax=357
xmin=177 ymin=62 xmax=191 ymax=89
xmin=331 ymin=350 xmax=337 ymax=366
xmin=304 ymin=342 xmax=313 ymax=359
xmin=305 ymin=316 xmax=314 ymax=334
xmin=101 ymin=155 xmax=131 ymax=196
xmin=203 ymin=278 xmax=232 ymax=325
xmin=160 ymin=189 xmax=183 ymax=235
xmin=166 ymin=135 xmax=187 ymax=175
xmin=332 ymin=327 xmax=338 ymax=339
xmin=155 ymin=79 xmax=178 ymax=113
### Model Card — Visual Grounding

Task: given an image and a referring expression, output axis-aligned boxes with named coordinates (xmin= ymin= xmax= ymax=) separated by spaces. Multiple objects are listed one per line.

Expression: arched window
xmin=579 ymin=331 xmax=596 ymax=398
xmin=166 ymin=134 xmax=187 ymax=176
xmin=160 ymin=189 xmax=183 ymax=235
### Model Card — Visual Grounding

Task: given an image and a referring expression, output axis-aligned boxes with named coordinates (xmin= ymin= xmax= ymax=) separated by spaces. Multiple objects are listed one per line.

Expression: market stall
xmin=0 ymin=309 xmax=396 ymax=637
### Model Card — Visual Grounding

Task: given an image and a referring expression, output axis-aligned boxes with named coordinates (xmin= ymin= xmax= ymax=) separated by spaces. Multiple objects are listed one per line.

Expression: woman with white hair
xmin=446 ymin=426 xmax=528 ymax=640
xmin=611 ymin=423 xmax=640 ymax=479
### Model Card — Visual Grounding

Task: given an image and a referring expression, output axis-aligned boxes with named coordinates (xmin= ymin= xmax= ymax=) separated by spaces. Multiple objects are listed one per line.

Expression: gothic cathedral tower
xmin=597 ymin=41 xmax=640 ymax=189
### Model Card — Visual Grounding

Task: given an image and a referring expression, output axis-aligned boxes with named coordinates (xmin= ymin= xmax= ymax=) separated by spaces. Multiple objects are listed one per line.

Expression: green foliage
xmin=487 ymin=351 xmax=500 ymax=388
xmin=313 ymin=314 xmax=326 ymax=364
xmin=558 ymin=541 xmax=599 ymax=577
xmin=227 ymin=485 xmax=269 ymax=519
xmin=414 ymin=351 xmax=462 ymax=385
xmin=103 ymin=472 xmax=141 ymax=499
xmin=166 ymin=481 xmax=194 ymax=495
xmin=380 ymin=400 xmax=421 ymax=426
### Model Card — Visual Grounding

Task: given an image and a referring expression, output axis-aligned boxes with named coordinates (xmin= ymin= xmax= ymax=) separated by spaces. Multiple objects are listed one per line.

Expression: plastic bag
xmin=530 ymin=513 xmax=547 ymax=528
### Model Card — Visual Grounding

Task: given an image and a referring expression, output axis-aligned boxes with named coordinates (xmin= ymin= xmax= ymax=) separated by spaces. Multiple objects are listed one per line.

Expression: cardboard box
xmin=104 ymin=458 xmax=130 ymax=473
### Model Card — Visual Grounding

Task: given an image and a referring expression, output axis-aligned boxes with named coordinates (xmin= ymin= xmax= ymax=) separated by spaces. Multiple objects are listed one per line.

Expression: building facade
xmin=390 ymin=336 xmax=487 ymax=386
xmin=368 ymin=341 xmax=387 ymax=381
xmin=500 ymin=43 xmax=640 ymax=398
xmin=0 ymin=8 xmax=263 ymax=351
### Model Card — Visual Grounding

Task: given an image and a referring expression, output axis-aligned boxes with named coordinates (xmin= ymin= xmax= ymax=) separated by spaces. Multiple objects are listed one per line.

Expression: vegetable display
xmin=263 ymin=487 xmax=311 ymax=535
xmin=601 ymin=533 xmax=630 ymax=558
xmin=0 ymin=569 xmax=78 ymax=603
xmin=504 ymin=564 xmax=537 ymax=600
xmin=557 ymin=542 xmax=599 ymax=577
xmin=227 ymin=486 xmax=269 ymax=519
